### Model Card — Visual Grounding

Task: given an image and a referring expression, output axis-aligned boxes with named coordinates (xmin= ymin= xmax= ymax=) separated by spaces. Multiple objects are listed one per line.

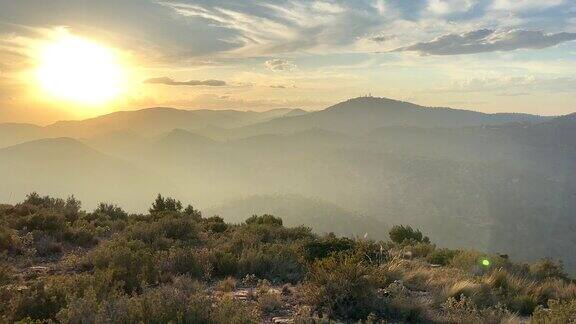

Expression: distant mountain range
xmin=1 ymin=97 xmax=575 ymax=272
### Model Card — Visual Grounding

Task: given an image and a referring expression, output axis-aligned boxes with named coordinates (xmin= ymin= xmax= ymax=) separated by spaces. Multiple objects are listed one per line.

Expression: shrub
xmin=93 ymin=203 xmax=128 ymax=221
xmin=238 ymin=244 xmax=304 ymax=283
xmin=5 ymin=282 xmax=66 ymax=322
xmin=158 ymin=247 xmax=203 ymax=279
xmin=302 ymin=234 xmax=355 ymax=262
xmin=245 ymin=214 xmax=283 ymax=227
xmin=302 ymin=255 xmax=379 ymax=320
xmin=509 ymin=295 xmax=537 ymax=316
xmin=0 ymin=262 xmax=12 ymax=285
xmin=184 ymin=205 xmax=202 ymax=221
xmin=212 ymin=297 xmax=257 ymax=324
xmin=532 ymin=299 xmax=576 ymax=323
xmin=216 ymin=277 xmax=236 ymax=292
xmin=427 ymin=248 xmax=458 ymax=266
xmin=204 ymin=216 xmax=228 ymax=233
xmin=258 ymin=292 xmax=283 ymax=314
xmin=441 ymin=296 xmax=516 ymax=324
xmin=530 ymin=258 xmax=568 ymax=281
xmin=210 ymin=251 xmax=238 ymax=277
xmin=389 ymin=225 xmax=430 ymax=245
xmin=127 ymin=280 xmax=212 ymax=324
xmin=0 ymin=227 xmax=17 ymax=252
xmin=89 ymin=238 xmax=158 ymax=293
xmin=444 ymin=280 xmax=494 ymax=308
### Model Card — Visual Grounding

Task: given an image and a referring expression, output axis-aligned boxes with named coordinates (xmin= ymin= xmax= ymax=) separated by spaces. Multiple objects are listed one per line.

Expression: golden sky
xmin=1 ymin=0 xmax=575 ymax=124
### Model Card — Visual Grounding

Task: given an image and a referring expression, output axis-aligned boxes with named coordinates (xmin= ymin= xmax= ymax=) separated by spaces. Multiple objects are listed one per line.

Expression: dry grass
xmin=216 ymin=277 xmax=236 ymax=292
xmin=258 ymin=291 xmax=283 ymax=314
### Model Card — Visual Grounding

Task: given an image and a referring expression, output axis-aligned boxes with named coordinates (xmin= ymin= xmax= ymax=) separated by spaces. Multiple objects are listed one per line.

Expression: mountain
xmin=44 ymin=107 xmax=306 ymax=138
xmin=0 ymin=123 xmax=45 ymax=148
xmin=1 ymin=97 xmax=575 ymax=272
xmin=0 ymin=138 xmax=169 ymax=211
xmin=231 ymin=97 xmax=549 ymax=138
xmin=0 ymin=107 xmax=307 ymax=148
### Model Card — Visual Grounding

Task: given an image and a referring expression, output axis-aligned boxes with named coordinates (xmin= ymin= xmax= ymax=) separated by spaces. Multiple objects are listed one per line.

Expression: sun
xmin=36 ymin=32 xmax=126 ymax=105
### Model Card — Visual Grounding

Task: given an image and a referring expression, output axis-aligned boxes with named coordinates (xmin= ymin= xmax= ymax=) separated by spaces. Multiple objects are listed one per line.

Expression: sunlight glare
xmin=36 ymin=32 xmax=126 ymax=106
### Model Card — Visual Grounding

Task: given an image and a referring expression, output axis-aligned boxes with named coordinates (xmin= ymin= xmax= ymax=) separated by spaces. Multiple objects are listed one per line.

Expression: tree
xmin=149 ymin=194 xmax=183 ymax=213
xmin=184 ymin=204 xmax=202 ymax=221
xmin=389 ymin=225 xmax=430 ymax=244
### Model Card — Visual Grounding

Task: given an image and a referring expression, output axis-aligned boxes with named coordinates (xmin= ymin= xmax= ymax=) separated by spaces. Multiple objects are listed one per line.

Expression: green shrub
xmin=302 ymin=234 xmax=355 ymax=262
xmin=388 ymin=225 xmax=430 ymax=245
xmin=89 ymin=238 xmax=158 ymax=293
xmin=93 ymin=203 xmax=128 ymax=221
xmin=245 ymin=214 xmax=283 ymax=227
xmin=238 ymin=243 xmax=304 ymax=283
xmin=427 ymin=248 xmax=458 ymax=266
xmin=212 ymin=297 xmax=257 ymax=324
xmin=158 ymin=247 xmax=203 ymax=279
xmin=302 ymin=255 xmax=379 ymax=320
xmin=210 ymin=251 xmax=238 ymax=277
xmin=204 ymin=216 xmax=228 ymax=233
xmin=6 ymin=282 xmax=66 ymax=322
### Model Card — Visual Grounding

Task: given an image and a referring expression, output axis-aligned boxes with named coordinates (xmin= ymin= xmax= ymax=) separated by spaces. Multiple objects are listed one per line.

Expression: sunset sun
xmin=36 ymin=33 xmax=126 ymax=105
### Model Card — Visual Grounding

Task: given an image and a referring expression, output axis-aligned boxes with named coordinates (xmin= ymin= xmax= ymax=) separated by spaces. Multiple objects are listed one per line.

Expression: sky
xmin=0 ymin=0 xmax=575 ymax=124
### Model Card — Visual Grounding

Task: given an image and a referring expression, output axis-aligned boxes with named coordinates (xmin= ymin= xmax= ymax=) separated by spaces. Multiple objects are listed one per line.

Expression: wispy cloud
xmin=395 ymin=29 xmax=576 ymax=55
xmin=144 ymin=77 xmax=227 ymax=87
xmin=264 ymin=58 xmax=296 ymax=72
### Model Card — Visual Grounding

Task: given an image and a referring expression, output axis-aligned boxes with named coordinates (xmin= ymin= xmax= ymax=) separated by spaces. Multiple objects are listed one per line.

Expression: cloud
xmin=265 ymin=59 xmax=296 ymax=72
xmin=427 ymin=0 xmax=475 ymax=15
xmin=369 ymin=33 xmax=396 ymax=43
xmin=491 ymin=0 xmax=564 ymax=11
xmin=144 ymin=77 xmax=227 ymax=87
xmin=440 ymin=75 xmax=576 ymax=93
xmin=395 ymin=29 xmax=576 ymax=55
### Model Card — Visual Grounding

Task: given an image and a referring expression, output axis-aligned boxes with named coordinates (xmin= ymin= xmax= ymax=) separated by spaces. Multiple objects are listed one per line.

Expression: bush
xmin=210 ymin=251 xmax=238 ymax=277
xmin=530 ymin=258 xmax=568 ymax=281
xmin=216 ymin=277 xmax=236 ymax=292
xmin=389 ymin=225 xmax=430 ymax=245
xmin=532 ymin=299 xmax=576 ymax=323
xmin=302 ymin=255 xmax=379 ymax=320
xmin=444 ymin=280 xmax=494 ymax=308
xmin=427 ymin=248 xmax=458 ymax=266
xmin=212 ymin=297 xmax=257 ymax=324
xmin=245 ymin=214 xmax=283 ymax=227
xmin=5 ymin=282 xmax=66 ymax=322
xmin=238 ymin=244 xmax=304 ymax=283
xmin=93 ymin=203 xmax=128 ymax=221
xmin=89 ymin=238 xmax=158 ymax=293
xmin=258 ymin=292 xmax=283 ymax=314
xmin=204 ymin=216 xmax=228 ymax=233
xmin=158 ymin=247 xmax=203 ymax=279
xmin=302 ymin=234 xmax=355 ymax=261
